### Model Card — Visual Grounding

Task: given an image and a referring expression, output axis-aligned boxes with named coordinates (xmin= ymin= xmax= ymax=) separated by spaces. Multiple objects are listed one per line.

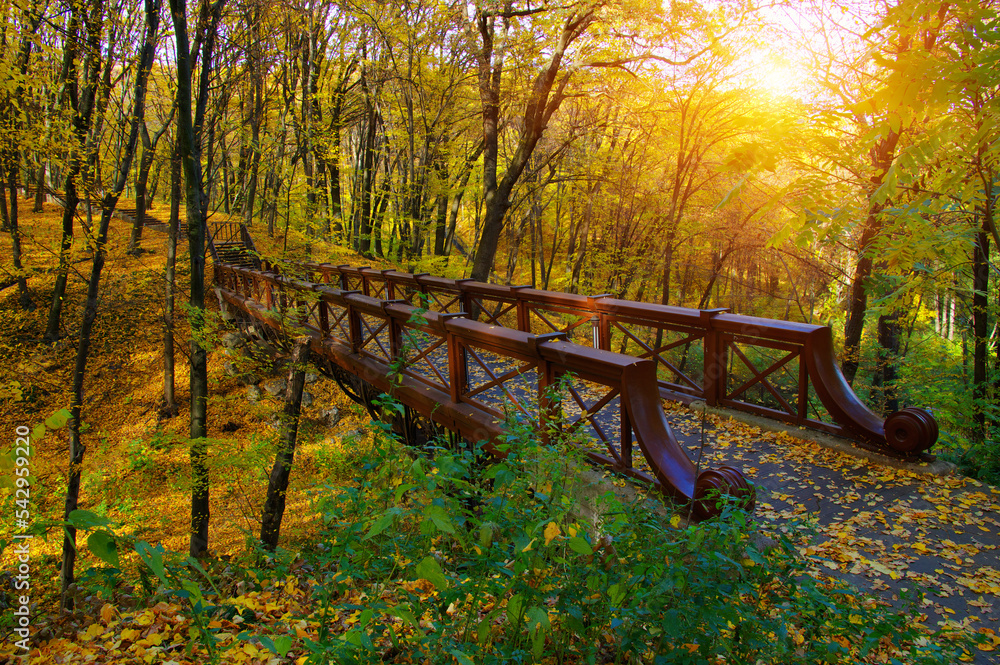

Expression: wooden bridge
xmin=203 ymin=222 xmax=938 ymax=520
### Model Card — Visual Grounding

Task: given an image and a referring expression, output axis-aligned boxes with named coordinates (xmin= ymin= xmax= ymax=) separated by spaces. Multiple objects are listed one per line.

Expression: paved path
xmin=659 ymin=402 xmax=1000 ymax=663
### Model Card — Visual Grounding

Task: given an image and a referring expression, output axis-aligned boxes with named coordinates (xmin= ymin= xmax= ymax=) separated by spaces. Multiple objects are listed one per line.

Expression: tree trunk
xmin=7 ymin=166 xmax=32 ymax=310
xmin=470 ymin=9 xmax=594 ymax=284
xmin=260 ymin=338 xmax=311 ymax=550
xmin=874 ymin=312 xmax=901 ymax=415
xmin=0 ymin=177 xmax=8 ymax=230
xmin=841 ymin=131 xmax=900 ymax=385
xmin=44 ymin=4 xmax=98 ymax=340
xmin=61 ymin=0 xmax=158 ymax=611
xmin=972 ymin=225 xmax=989 ymax=442
xmin=33 ymin=163 xmax=44 ymax=212
xmin=170 ymin=0 xmax=226 ymax=559
xmin=129 ymin=125 xmax=152 ymax=254
xmin=162 ymin=142 xmax=181 ymax=417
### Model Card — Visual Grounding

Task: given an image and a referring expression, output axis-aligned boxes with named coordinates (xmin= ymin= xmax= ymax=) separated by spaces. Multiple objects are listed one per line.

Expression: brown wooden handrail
xmin=214 ymin=263 xmax=756 ymax=519
xmin=285 ymin=262 xmax=938 ymax=456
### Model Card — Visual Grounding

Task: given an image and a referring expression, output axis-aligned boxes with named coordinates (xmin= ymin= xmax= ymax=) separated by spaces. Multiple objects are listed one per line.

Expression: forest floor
xmin=0 ymin=201 xmax=998 ymax=663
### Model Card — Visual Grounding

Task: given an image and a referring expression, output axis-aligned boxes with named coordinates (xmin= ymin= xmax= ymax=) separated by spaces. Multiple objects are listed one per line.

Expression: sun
xmin=742 ymin=51 xmax=811 ymax=101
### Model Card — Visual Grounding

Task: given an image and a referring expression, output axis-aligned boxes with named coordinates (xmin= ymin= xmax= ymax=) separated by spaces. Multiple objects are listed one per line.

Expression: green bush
xmin=290 ymin=396 xmax=971 ymax=664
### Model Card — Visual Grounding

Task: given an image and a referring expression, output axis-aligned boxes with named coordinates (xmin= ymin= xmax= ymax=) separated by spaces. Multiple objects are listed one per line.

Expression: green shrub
xmin=290 ymin=396 xmax=972 ymax=664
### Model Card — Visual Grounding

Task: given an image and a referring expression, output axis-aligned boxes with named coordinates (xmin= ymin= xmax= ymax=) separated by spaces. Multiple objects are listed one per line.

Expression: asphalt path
xmin=661 ymin=402 xmax=1000 ymax=664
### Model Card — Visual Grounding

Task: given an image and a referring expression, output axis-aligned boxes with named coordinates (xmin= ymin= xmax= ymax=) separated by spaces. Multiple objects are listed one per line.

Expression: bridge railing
xmin=283 ymin=263 xmax=937 ymax=456
xmin=214 ymin=263 xmax=755 ymax=518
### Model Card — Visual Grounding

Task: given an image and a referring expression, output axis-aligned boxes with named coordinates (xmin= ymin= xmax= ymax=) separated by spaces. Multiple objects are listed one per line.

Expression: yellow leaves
xmin=100 ymin=603 xmax=117 ymax=625
xmin=869 ymin=561 xmax=899 ymax=580
xmin=544 ymin=521 xmax=560 ymax=546
xmin=81 ymin=623 xmax=105 ymax=641
xmin=977 ymin=628 xmax=1000 ymax=652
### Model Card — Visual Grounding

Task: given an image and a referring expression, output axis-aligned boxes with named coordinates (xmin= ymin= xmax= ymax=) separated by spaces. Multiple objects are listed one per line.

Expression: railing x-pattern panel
xmin=285 ymin=263 xmax=939 ymax=456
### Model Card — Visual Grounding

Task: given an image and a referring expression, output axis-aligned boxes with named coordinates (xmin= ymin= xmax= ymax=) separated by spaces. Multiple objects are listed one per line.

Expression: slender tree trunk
xmin=171 ymin=0 xmax=225 ymax=558
xmin=972 ymin=225 xmax=989 ymax=442
xmin=470 ymin=9 xmax=593 ymax=283
xmin=44 ymin=5 xmax=96 ymax=340
xmin=842 ymin=130 xmax=900 ymax=385
xmin=33 ymin=162 xmax=44 ymax=212
xmin=260 ymin=338 xmax=310 ymax=550
xmin=61 ymin=0 xmax=158 ymax=611
xmin=7 ymin=165 xmax=32 ymax=309
xmin=875 ymin=312 xmax=901 ymax=415
xmin=162 ymin=143 xmax=181 ymax=417
xmin=129 ymin=114 xmax=172 ymax=255
xmin=0 ymin=178 xmax=8 ymax=230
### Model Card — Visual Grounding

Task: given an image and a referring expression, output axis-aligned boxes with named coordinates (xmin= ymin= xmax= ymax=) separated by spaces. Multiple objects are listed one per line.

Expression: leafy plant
xmin=287 ymin=394 xmax=973 ymax=664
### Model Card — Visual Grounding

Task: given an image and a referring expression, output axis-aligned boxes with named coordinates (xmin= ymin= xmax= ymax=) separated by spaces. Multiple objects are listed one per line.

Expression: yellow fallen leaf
xmin=82 ymin=623 xmax=104 ymax=641
xmin=544 ymin=522 xmax=560 ymax=546
xmin=101 ymin=603 xmax=116 ymax=624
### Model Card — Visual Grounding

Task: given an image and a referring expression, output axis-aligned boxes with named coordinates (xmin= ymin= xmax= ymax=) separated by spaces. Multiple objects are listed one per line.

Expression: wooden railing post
xmin=447 ymin=332 xmax=467 ymax=404
xmin=347 ymin=300 xmax=362 ymax=353
xmin=318 ymin=299 xmax=329 ymax=336
xmin=411 ymin=273 xmax=431 ymax=308
xmin=382 ymin=300 xmax=408 ymax=362
xmin=701 ymin=308 xmax=729 ymax=406
xmin=512 ymin=286 xmax=532 ymax=332
xmin=620 ymin=408 xmax=633 ymax=470
xmin=336 ymin=265 xmax=351 ymax=290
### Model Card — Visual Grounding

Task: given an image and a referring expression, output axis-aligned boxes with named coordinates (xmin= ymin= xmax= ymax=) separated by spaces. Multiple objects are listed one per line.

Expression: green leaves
xmin=136 ymin=541 xmax=167 ymax=583
xmin=87 ymin=531 xmax=120 ymax=567
xmin=568 ymin=535 xmax=593 ymax=556
xmin=67 ymin=509 xmax=112 ymax=530
xmin=423 ymin=504 xmax=456 ymax=535
xmin=414 ymin=555 xmax=449 ymax=590
xmin=362 ymin=509 xmax=399 ymax=541
xmin=45 ymin=408 xmax=72 ymax=430
xmin=258 ymin=635 xmax=293 ymax=657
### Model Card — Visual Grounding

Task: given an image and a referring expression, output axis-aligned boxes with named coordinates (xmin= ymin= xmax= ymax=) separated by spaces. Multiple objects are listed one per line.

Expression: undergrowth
xmin=14 ymin=398 xmax=971 ymax=665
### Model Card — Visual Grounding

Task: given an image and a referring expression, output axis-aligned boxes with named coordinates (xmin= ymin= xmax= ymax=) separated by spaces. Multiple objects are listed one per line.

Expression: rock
xmin=224 ymin=362 xmax=239 ymax=377
xmin=246 ymin=385 xmax=261 ymax=403
xmin=320 ymin=406 xmax=341 ymax=428
xmin=305 ymin=372 xmax=319 ymax=384
xmin=263 ymin=378 xmax=287 ymax=396
xmin=220 ymin=332 xmax=242 ymax=349
xmin=302 ymin=391 xmax=314 ymax=407
xmin=340 ymin=429 xmax=366 ymax=443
